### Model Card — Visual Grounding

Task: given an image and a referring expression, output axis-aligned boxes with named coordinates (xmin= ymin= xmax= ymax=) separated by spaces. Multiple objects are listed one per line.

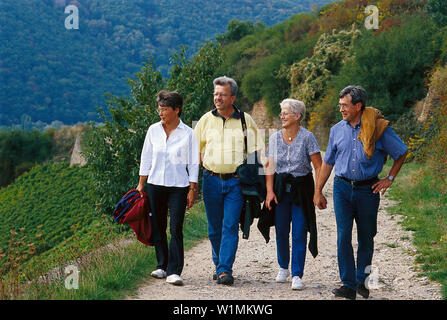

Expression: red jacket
xmin=113 ymin=189 xmax=153 ymax=246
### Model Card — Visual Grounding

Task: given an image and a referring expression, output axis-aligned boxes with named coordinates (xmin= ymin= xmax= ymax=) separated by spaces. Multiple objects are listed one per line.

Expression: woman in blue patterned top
xmin=265 ymin=98 xmax=322 ymax=290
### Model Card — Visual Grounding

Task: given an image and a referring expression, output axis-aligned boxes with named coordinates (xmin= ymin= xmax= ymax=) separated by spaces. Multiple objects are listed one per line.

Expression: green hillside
xmin=215 ymin=0 xmax=447 ymax=145
xmin=0 ymin=0 xmax=332 ymax=127
xmin=0 ymin=161 xmax=124 ymax=275
xmin=1 ymin=0 xmax=446 ymax=299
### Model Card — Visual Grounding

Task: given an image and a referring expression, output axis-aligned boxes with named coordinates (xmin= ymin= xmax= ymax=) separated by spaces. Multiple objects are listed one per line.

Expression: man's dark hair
xmin=339 ymin=85 xmax=367 ymax=110
xmin=156 ymin=91 xmax=183 ymax=116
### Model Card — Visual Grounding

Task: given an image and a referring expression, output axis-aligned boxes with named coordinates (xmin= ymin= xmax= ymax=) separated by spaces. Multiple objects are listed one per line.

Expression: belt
xmin=337 ymin=176 xmax=378 ymax=186
xmin=205 ymin=169 xmax=237 ymax=180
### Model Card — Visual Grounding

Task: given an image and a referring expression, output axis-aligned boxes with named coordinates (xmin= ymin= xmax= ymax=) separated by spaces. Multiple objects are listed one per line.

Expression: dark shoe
xmin=332 ymin=285 xmax=356 ymax=300
xmin=357 ymin=284 xmax=370 ymax=299
xmin=217 ymin=272 xmax=234 ymax=285
xmin=213 ymin=273 xmax=217 ymax=280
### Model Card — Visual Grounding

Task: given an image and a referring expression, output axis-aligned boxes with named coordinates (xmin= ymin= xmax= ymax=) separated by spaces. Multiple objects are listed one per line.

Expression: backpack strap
xmin=238 ymin=108 xmax=248 ymax=158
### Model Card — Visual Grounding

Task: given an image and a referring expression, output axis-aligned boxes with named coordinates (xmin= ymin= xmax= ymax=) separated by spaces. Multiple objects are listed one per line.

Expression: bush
xmin=84 ymin=58 xmax=164 ymax=216
xmin=331 ymin=16 xmax=441 ymax=122
xmin=426 ymin=0 xmax=447 ymax=26
xmin=85 ymin=42 xmax=223 ymax=215
xmin=421 ymin=65 xmax=447 ymax=183
xmin=289 ymin=26 xmax=360 ymax=113
xmin=0 ymin=129 xmax=54 ymax=187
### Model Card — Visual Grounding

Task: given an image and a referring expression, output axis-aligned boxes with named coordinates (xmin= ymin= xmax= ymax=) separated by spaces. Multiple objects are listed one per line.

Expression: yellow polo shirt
xmin=194 ymin=107 xmax=264 ymax=174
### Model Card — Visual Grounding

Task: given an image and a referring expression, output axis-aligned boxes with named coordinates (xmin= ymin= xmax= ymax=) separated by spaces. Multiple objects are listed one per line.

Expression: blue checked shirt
xmin=324 ymin=120 xmax=407 ymax=181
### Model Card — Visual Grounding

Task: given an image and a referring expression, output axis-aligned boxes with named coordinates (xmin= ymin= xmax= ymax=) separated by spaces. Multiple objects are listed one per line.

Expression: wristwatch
xmin=387 ymin=175 xmax=394 ymax=182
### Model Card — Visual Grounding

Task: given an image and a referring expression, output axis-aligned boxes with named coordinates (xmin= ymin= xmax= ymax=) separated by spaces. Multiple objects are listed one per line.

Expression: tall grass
xmin=386 ymin=162 xmax=447 ymax=299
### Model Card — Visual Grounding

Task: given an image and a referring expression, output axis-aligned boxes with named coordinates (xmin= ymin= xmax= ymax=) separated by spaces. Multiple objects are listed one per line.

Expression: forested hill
xmin=0 ymin=0 xmax=332 ymax=128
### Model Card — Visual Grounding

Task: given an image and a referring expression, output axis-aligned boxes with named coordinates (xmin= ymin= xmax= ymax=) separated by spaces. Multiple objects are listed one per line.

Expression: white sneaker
xmin=166 ymin=274 xmax=184 ymax=286
xmin=275 ymin=268 xmax=289 ymax=282
xmin=291 ymin=276 xmax=303 ymax=290
xmin=151 ymin=269 xmax=167 ymax=279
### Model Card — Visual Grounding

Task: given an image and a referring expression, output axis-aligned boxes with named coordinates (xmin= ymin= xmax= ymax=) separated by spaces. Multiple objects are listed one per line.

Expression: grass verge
xmin=385 ymin=162 xmax=447 ymax=300
xmin=15 ymin=201 xmax=208 ymax=300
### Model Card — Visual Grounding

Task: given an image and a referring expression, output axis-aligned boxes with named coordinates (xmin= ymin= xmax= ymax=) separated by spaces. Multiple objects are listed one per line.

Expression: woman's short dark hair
xmin=339 ymin=85 xmax=367 ymax=110
xmin=156 ymin=91 xmax=183 ymax=116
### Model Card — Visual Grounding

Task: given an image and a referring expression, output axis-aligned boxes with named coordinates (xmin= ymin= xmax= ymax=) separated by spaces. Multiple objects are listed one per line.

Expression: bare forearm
xmin=316 ymin=162 xmax=333 ymax=193
xmin=266 ymin=174 xmax=274 ymax=193
xmin=265 ymin=158 xmax=275 ymax=192
xmin=189 ymin=181 xmax=198 ymax=192
xmin=138 ymin=176 xmax=148 ymax=187
xmin=388 ymin=150 xmax=408 ymax=179
xmin=310 ymin=152 xmax=322 ymax=183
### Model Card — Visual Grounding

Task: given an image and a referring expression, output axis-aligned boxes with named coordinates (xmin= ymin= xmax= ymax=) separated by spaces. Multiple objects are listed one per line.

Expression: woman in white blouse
xmin=137 ymin=91 xmax=199 ymax=286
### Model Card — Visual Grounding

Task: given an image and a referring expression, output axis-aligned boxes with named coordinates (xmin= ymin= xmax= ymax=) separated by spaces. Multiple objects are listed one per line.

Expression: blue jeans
xmin=333 ymin=176 xmax=380 ymax=290
xmin=202 ymin=170 xmax=244 ymax=276
xmin=275 ymin=192 xmax=307 ymax=278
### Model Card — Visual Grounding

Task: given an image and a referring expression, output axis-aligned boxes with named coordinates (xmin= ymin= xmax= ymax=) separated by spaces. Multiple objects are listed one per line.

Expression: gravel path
xmin=128 ymin=169 xmax=442 ymax=300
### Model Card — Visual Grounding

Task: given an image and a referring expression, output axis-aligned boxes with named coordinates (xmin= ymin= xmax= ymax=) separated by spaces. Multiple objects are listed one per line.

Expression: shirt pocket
xmin=169 ymin=137 xmax=189 ymax=166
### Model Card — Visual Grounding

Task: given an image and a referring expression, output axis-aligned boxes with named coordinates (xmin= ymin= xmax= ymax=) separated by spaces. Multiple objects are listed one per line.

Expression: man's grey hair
xmin=339 ymin=85 xmax=367 ymax=110
xmin=280 ymin=99 xmax=306 ymax=122
xmin=213 ymin=76 xmax=238 ymax=96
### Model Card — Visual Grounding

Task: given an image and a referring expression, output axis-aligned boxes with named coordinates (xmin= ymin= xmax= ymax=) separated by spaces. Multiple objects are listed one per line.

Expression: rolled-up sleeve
xmin=188 ymin=130 xmax=200 ymax=183
xmin=139 ymin=128 xmax=152 ymax=176
xmin=381 ymin=126 xmax=408 ymax=160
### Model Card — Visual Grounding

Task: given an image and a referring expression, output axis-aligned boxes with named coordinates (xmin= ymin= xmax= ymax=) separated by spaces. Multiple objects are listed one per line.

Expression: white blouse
xmin=139 ymin=120 xmax=199 ymax=187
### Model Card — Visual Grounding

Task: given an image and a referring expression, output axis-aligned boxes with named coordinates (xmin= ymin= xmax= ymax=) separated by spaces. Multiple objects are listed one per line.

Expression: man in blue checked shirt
xmin=314 ymin=85 xmax=408 ymax=300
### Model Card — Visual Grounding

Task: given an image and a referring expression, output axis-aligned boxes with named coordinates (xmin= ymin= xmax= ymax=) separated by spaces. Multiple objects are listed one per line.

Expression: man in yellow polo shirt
xmin=194 ymin=76 xmax=263 ymax=285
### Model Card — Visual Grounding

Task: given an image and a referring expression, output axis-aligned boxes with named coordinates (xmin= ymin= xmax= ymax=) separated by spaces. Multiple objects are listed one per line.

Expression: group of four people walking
xmin=136 ymin=76 xmax=408 ymax=300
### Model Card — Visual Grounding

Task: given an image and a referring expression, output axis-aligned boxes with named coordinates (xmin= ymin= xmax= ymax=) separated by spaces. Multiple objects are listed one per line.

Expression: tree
xmin=84 ymin=58 xmax=164 ymax=214
xmin=167 ymin=41 xmax=224 ymax=127
xmin=84 ymin=41 xmax=223 ymax=214
xmin=0 ymin=129 xmax=54 ymax=187
xmin=426 ymin=0 xmax=447 ymax=26
xmin=334 ymin=17 xmax=441 ymax=121
xmin=217 ymin=20 xmax=265 ymax=44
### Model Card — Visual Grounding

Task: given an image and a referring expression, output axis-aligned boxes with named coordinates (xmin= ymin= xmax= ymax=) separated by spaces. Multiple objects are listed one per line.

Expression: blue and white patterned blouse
xmin=267 ymin=127 xmax=320 ymax=177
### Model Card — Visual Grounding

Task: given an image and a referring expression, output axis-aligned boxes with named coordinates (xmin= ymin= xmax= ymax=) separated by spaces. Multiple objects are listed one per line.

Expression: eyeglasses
xmin=213 ymin=93 xmax=229 ymax=98
xmin=157 ymin=108 xmax=170 ymax=114
xmin=278 ymin=112 xmax=292 ymax=118
xmin=338 ymin=103 xmax=354 ymax=110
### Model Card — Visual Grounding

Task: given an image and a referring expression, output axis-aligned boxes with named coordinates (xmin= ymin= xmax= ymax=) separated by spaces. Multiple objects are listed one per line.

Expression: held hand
xmin=265 ymin=191 xmax=278 ymax=211
xmin=371 ymin=178 xmax=393 ymax=195
xmin=136 ymin=184 xmax=145 ymax=197
xmin=313 ymin=191 xmax=327 ymax=210
xmin=187 ymin=190 xmax=196 ymax=209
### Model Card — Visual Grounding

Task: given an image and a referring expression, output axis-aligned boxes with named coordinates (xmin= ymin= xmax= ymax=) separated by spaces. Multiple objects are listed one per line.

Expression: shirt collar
xmin=211 ymin=105 xmax=242 ymax=120
xmin=344 ymin=118 xmax=362 ymax=129
xmin=156 ymin=118 xmax=186 ymax=130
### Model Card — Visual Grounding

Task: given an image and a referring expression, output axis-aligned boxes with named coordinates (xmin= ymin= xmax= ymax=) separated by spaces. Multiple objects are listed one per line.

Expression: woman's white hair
xmin=280 ymin=99 xmax=306 ymax=122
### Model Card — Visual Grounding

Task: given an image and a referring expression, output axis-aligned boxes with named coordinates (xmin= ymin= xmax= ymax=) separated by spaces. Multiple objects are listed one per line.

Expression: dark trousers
xmin=147 ymin=183 xmax=189 ymax=276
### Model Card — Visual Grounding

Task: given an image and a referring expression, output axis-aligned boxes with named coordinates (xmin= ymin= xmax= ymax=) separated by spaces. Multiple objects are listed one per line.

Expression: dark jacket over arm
xmin=258 ymin=172 xmax=318 ymax=258
xmin=237 ymin=151 xmax=266 ymax=239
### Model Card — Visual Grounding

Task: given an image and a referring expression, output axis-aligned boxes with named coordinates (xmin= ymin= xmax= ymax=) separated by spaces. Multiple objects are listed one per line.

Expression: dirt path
xmin=128 ymin=169 xmax=442 ymax=300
